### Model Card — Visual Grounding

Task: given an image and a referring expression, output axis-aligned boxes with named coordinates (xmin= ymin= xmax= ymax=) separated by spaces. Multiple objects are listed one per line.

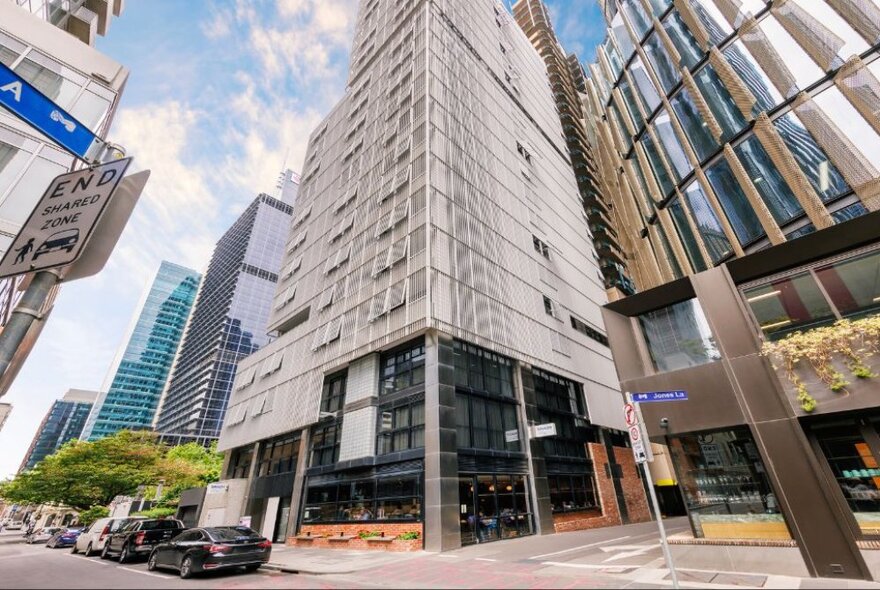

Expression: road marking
xmin=0 ymin=550 xmax=47 ymax=560
xmin=64 ymin=553 xmax=109 ymax=565
xmin=529 ymin=535 xmax=630 ymax=560
xmin=119 ymin=566 xmax=166 ymax=579
xmin=474 ymin=558 xmax=496 ymax=562
xmin=600 ymin=544 xmax=659 ymax=563
xmin=435 ymin=554 xmax=459 ymax=558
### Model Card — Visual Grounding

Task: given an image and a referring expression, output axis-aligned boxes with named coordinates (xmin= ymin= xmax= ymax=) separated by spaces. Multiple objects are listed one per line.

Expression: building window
xmin=639 ymin=298 xmax=721 ymax=372
xmin=454 ymin=340 xmax=515 ymax=398
xmin=641 ymin=133 xmax=675 ymax=197
xmin=669 ymin=88 xmax=719 ymax=163
xmin=517 ymin=142 xmax=532 ymax=163
xmin=693 ymin=64 xmax=747 ymax=142
xmin=380 ymin=340 xmax=426 ymax=395
xmin=377 ymin=399 xmax=425 ymax=454
xmin=543 ymin=295 xmax=556 ymax=318
xmin=733 ymin=136 xmax=803 ymax=227
xmin=456 ymin=393 xmax=521 ymax=452
xmin=669 ymin=199 xmax=708 ymax=273
xmin=705 ymin=158 xmax=765 ymax=246
xmin=321 ymin=372 xmax=346 ymax=414
xmin=548 ymin=474 xmax=598 ymax=514
xmin=302 ymin=476 xmax=422 ymax=523
xmin=569 ymin=316 xmax=610 ymax=347
xmin=681 ymin=181 xmax=733 ymax=264
xmin=533 ymin=236 xmax=550 ymax=259
xmin=662 ymin=10 xmax=703 ymax=70
xmin=534 ymin=369 xmax=588 ymax=459
xmin=228 ymin=446 xmax=253 ymax=479
xmin=257 ymin=433 xmax=300 ymax=477
xmin=815 ymin=250 xmax=880 ymax=320
xmin=743 ymin=272 xmax=836 ymax=340
xmin=774 ymin=113 xmax=850 ymax=204
xmin=643 ymin=32 xmax=680 ymax=94
xmin=310 ymin=421 xmax=341 ymax=467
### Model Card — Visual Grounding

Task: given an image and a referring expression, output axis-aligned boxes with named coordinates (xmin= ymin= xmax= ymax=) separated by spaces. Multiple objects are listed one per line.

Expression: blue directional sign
xmin=0 ymin=62 xmax=102 ymax=162
xmin=632 ymin=390 xmax=688 ymax=403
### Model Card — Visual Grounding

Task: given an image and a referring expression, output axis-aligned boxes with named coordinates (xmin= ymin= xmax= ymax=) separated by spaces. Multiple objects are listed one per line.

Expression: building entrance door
xmin=458 ymin=473 xmax=533 ymax=546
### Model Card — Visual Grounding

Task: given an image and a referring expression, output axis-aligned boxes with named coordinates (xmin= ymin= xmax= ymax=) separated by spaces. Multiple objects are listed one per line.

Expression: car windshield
xmin=139 ymin=520 xmax=182 ymax=531
xmin=205 ymin=527 xmax=262 ymax=542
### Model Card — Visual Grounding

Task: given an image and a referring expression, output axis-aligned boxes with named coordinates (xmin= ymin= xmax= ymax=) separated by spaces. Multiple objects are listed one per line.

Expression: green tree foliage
xmin=77 ymin=506 xmax=110 ymax=526
xmin=0 ymin=431 xmax=223 ymax=512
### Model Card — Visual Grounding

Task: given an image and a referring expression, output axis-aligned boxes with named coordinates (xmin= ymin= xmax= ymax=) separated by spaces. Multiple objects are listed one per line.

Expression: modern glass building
xmin=582 ymin=0 xmax=880 ymax=294
xmin=154 ymin=190 xmax=296 ymax=446
xmin=210 ymin=0 xmax=648 ymax=551
xmin=81 ymin=262 xmax=200 ymax=441
xmin=19 ymin=389 xmax=97 ymax=471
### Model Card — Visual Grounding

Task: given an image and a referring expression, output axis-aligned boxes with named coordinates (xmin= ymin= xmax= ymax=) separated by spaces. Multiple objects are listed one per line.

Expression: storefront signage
xmin=530 ymin=423 xmax=557 ymax=438
xmin=206 ymin=483 xmax=228 ymax=495
xmin=505 ymin=429 xmax=519 ymax=443
xmin=632 ymin=390 xmax=688 ymax=403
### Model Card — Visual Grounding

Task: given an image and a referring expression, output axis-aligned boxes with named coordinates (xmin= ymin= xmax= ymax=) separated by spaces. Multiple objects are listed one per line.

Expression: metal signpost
xmin=0 ymin=63 xmax=106 ymax=163
xmin=625 ymin=392 xmax=682 ymax=589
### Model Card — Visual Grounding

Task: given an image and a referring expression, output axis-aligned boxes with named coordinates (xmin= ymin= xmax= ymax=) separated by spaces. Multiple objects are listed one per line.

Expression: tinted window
xmin=140 ymin=520 xmax=183 ymax=531
xmin=207 ymin=527 xmax=262 ymax=542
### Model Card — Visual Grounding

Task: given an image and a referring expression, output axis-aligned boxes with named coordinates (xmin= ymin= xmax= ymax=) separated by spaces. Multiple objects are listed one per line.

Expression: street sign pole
xmin=625 ymin=392 xmax=679 ymax=590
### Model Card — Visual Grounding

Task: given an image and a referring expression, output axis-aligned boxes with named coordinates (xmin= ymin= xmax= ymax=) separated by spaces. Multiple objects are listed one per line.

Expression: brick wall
xmin=290 ymin=522 xmax=423 ymax=552
xmin=613 ymin=446 xmax=651 ymax=524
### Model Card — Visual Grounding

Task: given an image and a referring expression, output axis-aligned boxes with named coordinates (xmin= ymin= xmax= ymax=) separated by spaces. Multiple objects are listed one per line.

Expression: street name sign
xmin=0 ymin=158 xmax=132 ymax=279
xmin=632 ymin=390 xmax=688 ymax=403
xmin=0 ymin=62 xmax=104 ymax=163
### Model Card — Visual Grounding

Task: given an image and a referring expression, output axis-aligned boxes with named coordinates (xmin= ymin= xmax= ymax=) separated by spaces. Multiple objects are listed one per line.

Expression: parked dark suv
xmin=101 ymin=519 xmax=185 ymax=563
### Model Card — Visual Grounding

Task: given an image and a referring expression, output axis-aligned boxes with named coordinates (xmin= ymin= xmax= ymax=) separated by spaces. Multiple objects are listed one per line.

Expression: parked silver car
xmin=25 ymin=527 xmax=61 ymax=544
xmin=72 ymin=517 xmax=145 ymax=557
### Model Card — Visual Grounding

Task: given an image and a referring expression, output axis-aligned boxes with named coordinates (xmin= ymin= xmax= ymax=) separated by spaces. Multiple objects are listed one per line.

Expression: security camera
xmin=659 ymin=418 xmax=670 ymax=429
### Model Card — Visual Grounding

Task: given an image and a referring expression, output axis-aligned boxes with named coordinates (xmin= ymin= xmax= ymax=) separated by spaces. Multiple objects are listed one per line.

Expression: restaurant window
xmin=639 ymin=298 xmax=720 ymax=372
xmin=310 ymin=421 xmax=341 ymax=467
xmin=459 ymin=474 xmax=532 ymax=545
xmin=302 ymin=476 xmax=422 ymax=523
xmin=321 ymin=372 xmax=346 ymax=414
xmin=456 ymin=394 xmax=521 ymax=452
xmin=669 ymin=427 xmax=791 ymax=541
xmin=815 ymin=250 xmax=880 ymax=320
xmin=743 ymin=272 xmax=836 ymax=341
xmin=548 ymin=474 xmax=598 ymax=514
xmin=377 ymin=399 xmax=425 ymax=454
xmin=380 ymin=339 xmax=426 ymax=395
xmin=257 ymin=433 xmax=300 ymax=477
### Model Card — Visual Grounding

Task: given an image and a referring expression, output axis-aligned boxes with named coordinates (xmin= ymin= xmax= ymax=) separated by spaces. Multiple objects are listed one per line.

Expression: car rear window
xmin=138 ymin=520 xmax=183 ymax=531
xmin=205 ymin=527 xmax=261 ymax=542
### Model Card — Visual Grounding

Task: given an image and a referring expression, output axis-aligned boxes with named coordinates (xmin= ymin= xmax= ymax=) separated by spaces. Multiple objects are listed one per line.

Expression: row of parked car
xmin=20 ymin=517 xmax=273 ymax=579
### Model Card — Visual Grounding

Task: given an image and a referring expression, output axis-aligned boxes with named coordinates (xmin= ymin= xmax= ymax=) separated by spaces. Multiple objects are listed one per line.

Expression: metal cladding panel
xmin=219 ymin=0 xmax=622 ymax=451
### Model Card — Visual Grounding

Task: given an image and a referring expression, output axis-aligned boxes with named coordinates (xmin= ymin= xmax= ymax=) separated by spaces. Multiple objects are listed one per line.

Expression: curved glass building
xmin=583 ymin=0 xmax=880 ymax=292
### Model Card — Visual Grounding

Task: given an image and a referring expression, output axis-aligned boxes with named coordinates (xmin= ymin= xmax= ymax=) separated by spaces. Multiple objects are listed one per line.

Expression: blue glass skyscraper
xmin=155 ymin=181 xmax=297 ymax=446
xmin=82 ymin=262 xmax=200 ymax=441
xmin=19 ymin=389 xmax=97 ymax=471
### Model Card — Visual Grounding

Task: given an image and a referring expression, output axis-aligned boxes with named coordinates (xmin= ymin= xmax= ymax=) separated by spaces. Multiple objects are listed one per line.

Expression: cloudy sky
xmin=0 ymin=0 xmax=605 ymax=478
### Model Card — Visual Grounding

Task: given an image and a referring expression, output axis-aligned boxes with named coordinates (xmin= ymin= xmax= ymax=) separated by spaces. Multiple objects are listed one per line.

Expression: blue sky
xmin=0 ymin=0 xmax=607 ymax=478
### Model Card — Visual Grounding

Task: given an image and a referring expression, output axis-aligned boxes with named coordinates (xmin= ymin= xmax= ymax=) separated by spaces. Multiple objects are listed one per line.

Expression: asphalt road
xmin=0 ymin=531 xmax=344 ymax=589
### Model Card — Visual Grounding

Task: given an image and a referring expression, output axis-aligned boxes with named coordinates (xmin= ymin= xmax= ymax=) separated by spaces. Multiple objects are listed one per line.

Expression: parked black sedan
xmin=147 ymin=527 xmax=272 ymax=579
xmin=102 ymin=518 xmax=185 ymax=563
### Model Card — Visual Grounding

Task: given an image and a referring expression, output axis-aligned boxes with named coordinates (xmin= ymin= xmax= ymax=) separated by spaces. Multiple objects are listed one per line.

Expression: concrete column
xmin=519 ymin=364 xmax=555 ymax=536
xmin=424 ymin=330 xmax=460 ymax=552
xmin=286 ymin=431 xmax=311 ymax=539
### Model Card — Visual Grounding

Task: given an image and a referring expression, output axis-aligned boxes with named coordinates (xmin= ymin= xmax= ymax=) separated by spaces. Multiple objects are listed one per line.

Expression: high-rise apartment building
xmin=210 ymin=0 xmax=648 ymax=550
xmin=155 ymin=190 xmax=296 ymax=446
xmin=19 ymin=389 xmax=96 ymax=471
xmin=512 ymin=0 xmax=635 ymax=299
xmin=0 ymin=1 xmax=128 ymax=392
xmin=82 ymin=262 xmax=200 ymax=441
xmin=589 ymin=0 xmax=880 ymax=581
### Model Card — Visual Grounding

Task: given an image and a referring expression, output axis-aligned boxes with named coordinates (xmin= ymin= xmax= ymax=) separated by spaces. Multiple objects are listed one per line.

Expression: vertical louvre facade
xmin=583 ymin=0 xmax=880 ymax=293
xmin=82 ymin=262 xmax=200 ymax=441
xmin=513 ymin=0 xmax=635 ymax=299
xmin=216 ymin=0 xmax=647 ymax=550
xmin=154 ymin=193 xmax=295 ymax=446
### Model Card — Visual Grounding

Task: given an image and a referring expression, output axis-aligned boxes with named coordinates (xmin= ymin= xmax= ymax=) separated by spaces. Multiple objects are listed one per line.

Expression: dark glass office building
xmin=20 ymin=389 xmax=97 ymax=471
xmin=154 ymin=191 xmax=296 ymax=446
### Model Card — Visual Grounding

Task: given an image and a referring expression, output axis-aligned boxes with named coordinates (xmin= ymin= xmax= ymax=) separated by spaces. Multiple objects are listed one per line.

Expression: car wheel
xmin=147 ymin=552 xmax=158 ymax=572
xmin=243 ymin=564 xmax=260 ymax=573
xmin=118 ymin=544 xmax=130 ymax=564
xmin=84 ymin=543 xmax=94 ymax=557
xmin=70 ymin=544 xmax=78 ymax=554
xmin=180 ymin=556 xmax=193 ymax=579
xmin=101 ymin=543 xmax=111 ymax=560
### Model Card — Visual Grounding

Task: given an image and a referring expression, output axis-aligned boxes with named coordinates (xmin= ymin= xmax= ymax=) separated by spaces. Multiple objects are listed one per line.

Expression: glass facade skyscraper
xmin=582 ymin=0 xmax=880 ymax=293
xmin=82 ymin=262 xmax=200 ymax=441
xmin=20 ymin=389 xmax=97 ymax=471
xmin=154 ymin=191 xmax=296 ymax=446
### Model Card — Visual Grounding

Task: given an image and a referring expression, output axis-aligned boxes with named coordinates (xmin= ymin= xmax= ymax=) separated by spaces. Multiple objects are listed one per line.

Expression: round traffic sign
xmin=624 ymin=403 xmax=638 ymax=427
xmin=629 ymin=425 xmax=641 ymax=443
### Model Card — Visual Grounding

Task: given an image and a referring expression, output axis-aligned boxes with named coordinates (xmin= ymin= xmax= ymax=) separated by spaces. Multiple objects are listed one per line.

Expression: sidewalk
xmin=264 ymin=545 xmax=425 ymax=575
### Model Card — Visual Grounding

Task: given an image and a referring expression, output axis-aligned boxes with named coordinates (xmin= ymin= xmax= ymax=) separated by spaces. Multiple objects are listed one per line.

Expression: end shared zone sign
xmin=0 ymin=158 xmax=131 ymax=279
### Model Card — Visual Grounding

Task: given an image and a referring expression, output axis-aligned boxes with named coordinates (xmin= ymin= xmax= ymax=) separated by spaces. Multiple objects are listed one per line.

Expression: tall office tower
xmin=10 ymin=0 xmax=124 ymax=45
xmin=212 ymin=0 xmax=647 ymax=550
xmin=82 ymin=262 xmax=200 ymax=441
xmin=0 ymin=1 xmax=128 ymax=394
xmin=513 ymin=0 xmax=635 ymax=299
xmin=19 ymin=389 xmax=96 ymax=471
xmin=590 ymin=0 xmax=880 ymax=580
xmin=0 ymin=402 xmax=11 ymax=432
xmin=154 ymin=192 xmax=295 ymax=446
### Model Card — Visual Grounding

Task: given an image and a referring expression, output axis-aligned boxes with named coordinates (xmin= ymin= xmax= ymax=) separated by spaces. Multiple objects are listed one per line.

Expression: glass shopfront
xmin=458 ymin=474 xmax=533 ymax=545
xmin=669 ymin=428 xmax=792 ymax=540
xmin=810 ymin=418 xmax=880 ymax=537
